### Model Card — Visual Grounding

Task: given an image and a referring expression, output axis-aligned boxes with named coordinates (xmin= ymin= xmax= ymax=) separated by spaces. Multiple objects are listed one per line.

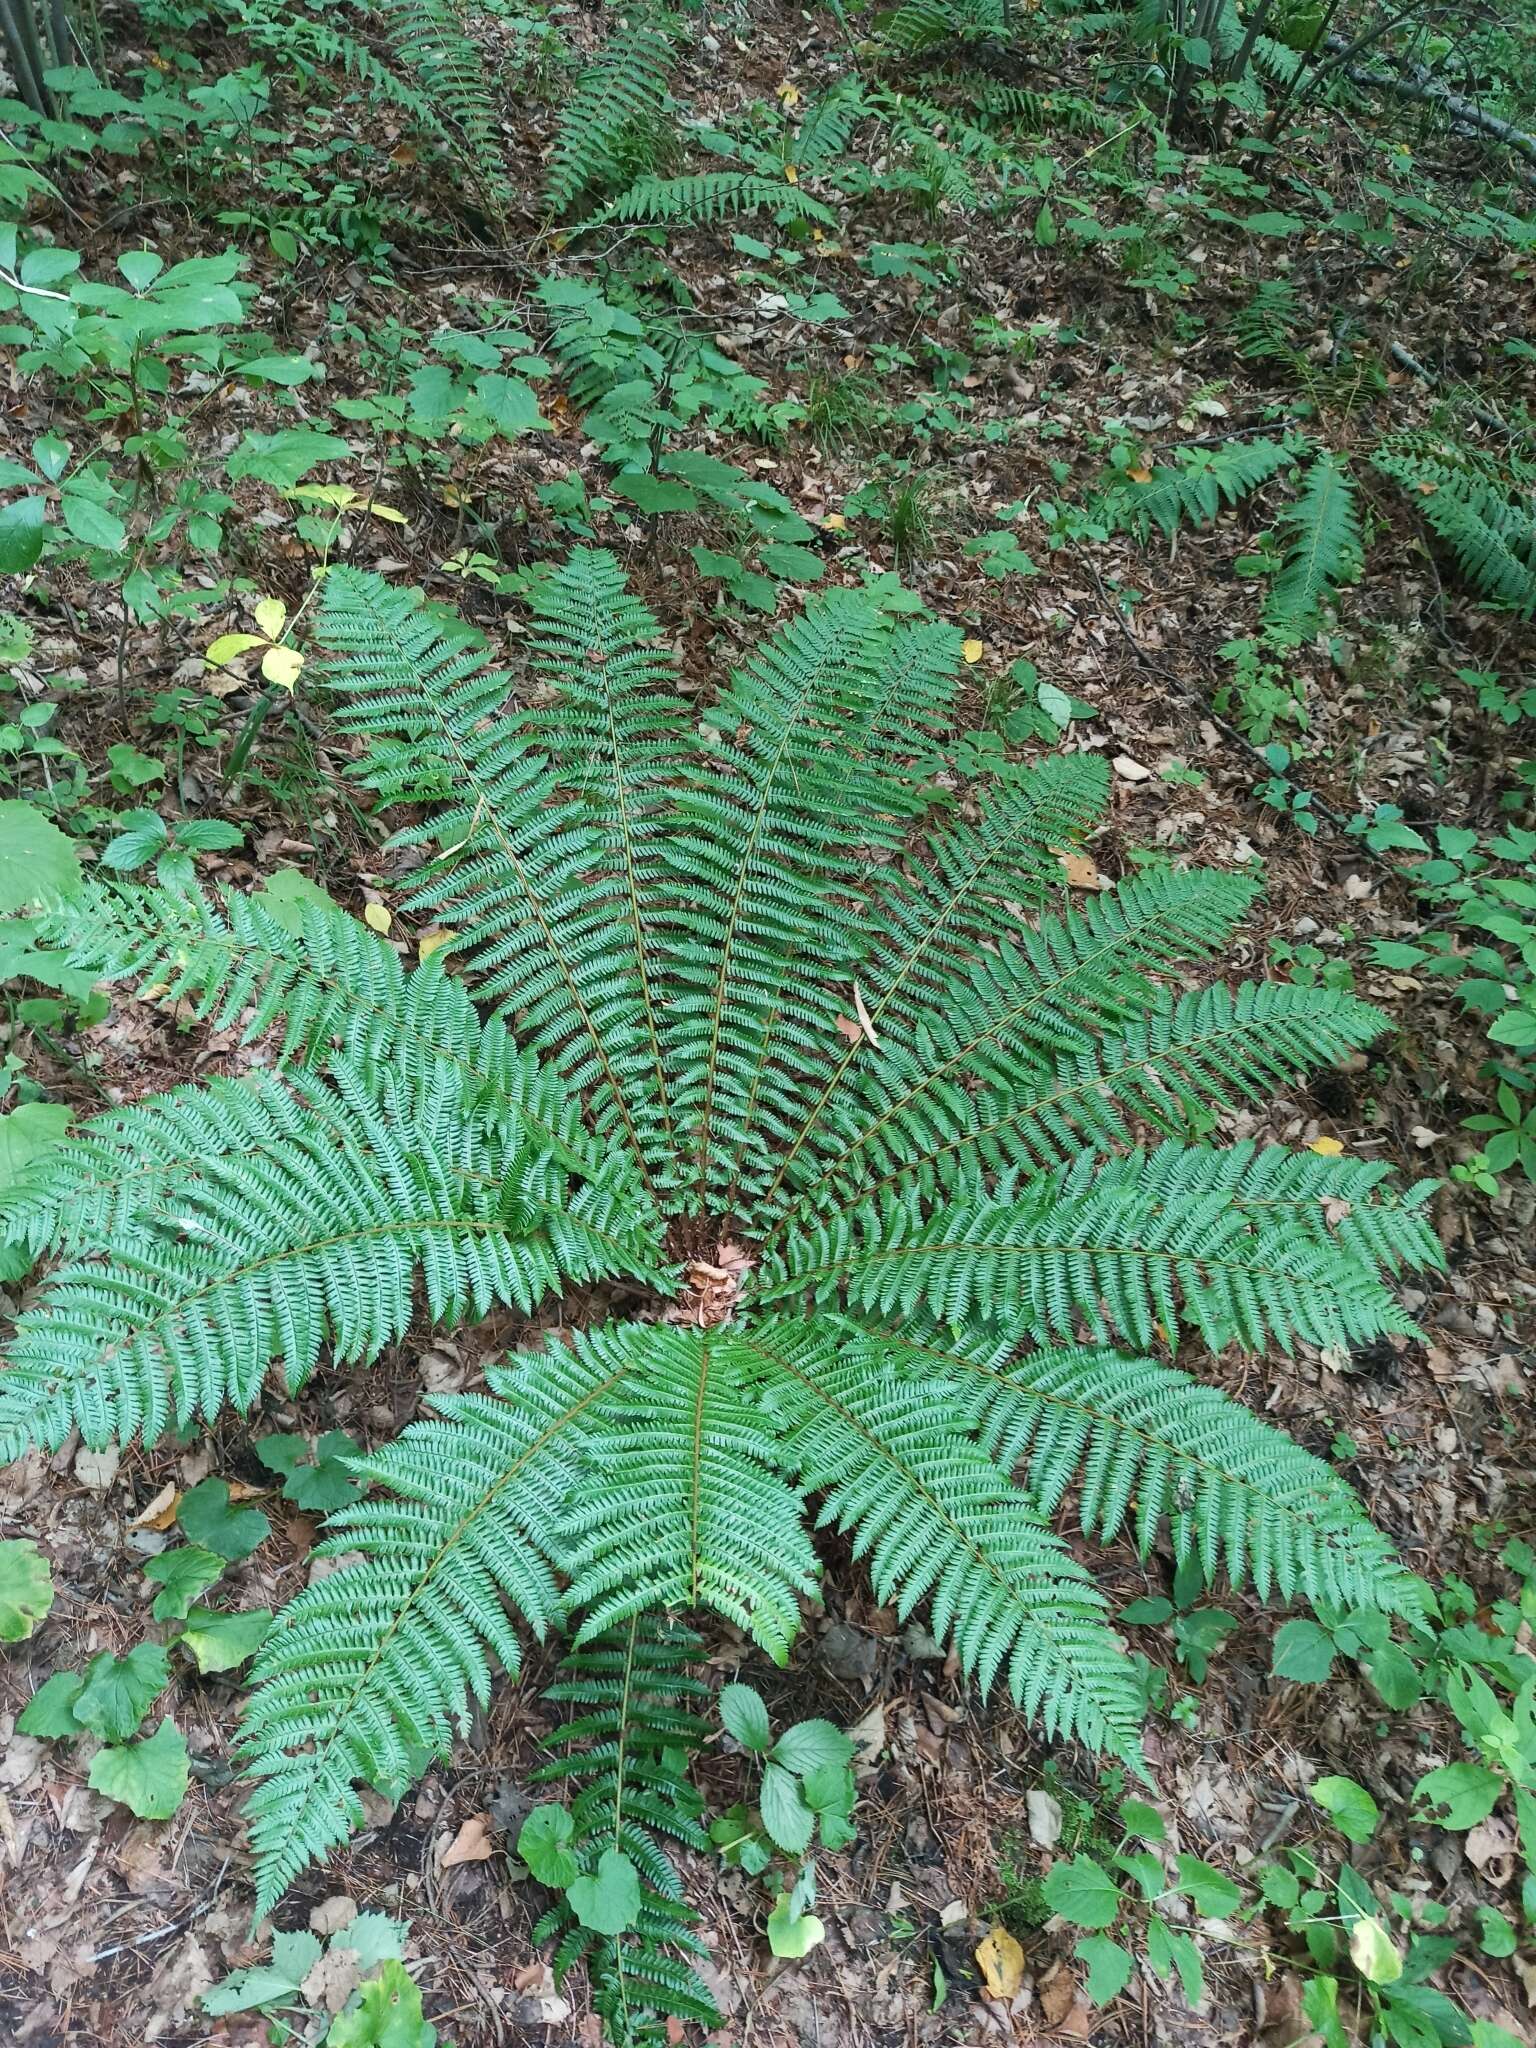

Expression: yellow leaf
xmin=777 ymin=83 xmax=800 ymax=105
xmin=1309 ymin=1135 xmax=1345 ymax=1156
xmin=253 ymin=598 xmax=287 ymax=641
xmin=363 ymin=901 xmax=392 ymax=935
xmin=823 ymin=512 xmax=847 ymax=531
xmin=418 ymin=927 xmax=457 ymax=960
xmin=367 ymin=501 xmax=408 ymax=525
xmin=129 ymin=1480 xmax=181 ymax=1531
xmin=205 ymin=632 xmax=266 ymax=668
xmin=975 ymin=1925 xmax=1024 ymax=2000
xmin=260 ymin=644 xmax=305 ymax=690
xmin=1058 ymin=848 xmax=1103 ymax=890
xmin=1349 ymin=1918 xmax=1402 ymax=1986
xmin=784 ymin=164 xmax=799 ymax=184
xmin=1126 ymin=465 xmax=1153 ymax=484
xmin=288 ymin=484 xmax=356 ymax=509
xmin=961 ymin=638 xmax=985 ymax=664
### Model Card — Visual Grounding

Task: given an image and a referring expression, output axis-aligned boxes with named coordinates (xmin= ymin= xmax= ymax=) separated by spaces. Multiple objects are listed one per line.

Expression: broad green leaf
xmin=144 ymin=1546 xmax=226 ymax=1621
xmin=324 ymin=1959 xmax=437 ymax=2048
xmin=177 ymin=1478 xmax=270 ymax=1561
xmin=176 ymin=1606 xmax=273 ymax=1673
xmin=0 ymin=803 xmax=80 ymax=914
xmin=718 ymin=1682 xmax=773 ymax=1753
xmin=771 ymin=1718 xmax=855 ymax=1776
xmin=255 ymin=868 xmax=343 ymax=936
xmin=74 ymin=1643 xmax=170 ymax=1742
xmin=0 ymin=1537 xmax=53 ymax=1640
xmin=255 ymin=1431 xmax=365 ymax=1512
xmin=1118 ymin=1798 xmax=1166 ymax=1842
xmin=1412 ymin=1761 xmax=1503 ymax=1829
xmin=566 ymin=1848 xmax=641 ymax=1936
xmin=0 ymin=496 xmax=47 ymax=575
xmin=767 ymin=1890 xmax=826 ymax=1957
xmin=1074 ymin=1933 xmax=1133 ymax=2004
xmin=759 ymin=1759 xmax=815 ymax=1854
xmin=1172 ymin=1853 xmax=1241 ymax=1916
xmin=17 ymin=1668 xmax=85 ymax=1738
xmin=88 ymin=1717 xmax=189 ymax=1820
xmin=1043 ymin=1855 xmax=1121 ymax=1930
xmin=1271 ymin=1618 xmax=1337 ymax=1684
xmin=516 ymin=1803 xmax=578 ymax=1888
xmin=1313 ymin=1775 xmax=1380 ymax=1844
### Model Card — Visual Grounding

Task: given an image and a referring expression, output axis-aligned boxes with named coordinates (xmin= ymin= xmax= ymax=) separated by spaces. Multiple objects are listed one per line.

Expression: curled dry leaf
xmin=440 ymin=1813 xmax=495 ymax=1867
xmin=975 ymin=1924 xmax=1025 ymax=2001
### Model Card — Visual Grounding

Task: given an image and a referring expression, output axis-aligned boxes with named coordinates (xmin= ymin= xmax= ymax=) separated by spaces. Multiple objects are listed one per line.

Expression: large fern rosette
xmin=1 ymin=552 xmax=1436 ymax=1947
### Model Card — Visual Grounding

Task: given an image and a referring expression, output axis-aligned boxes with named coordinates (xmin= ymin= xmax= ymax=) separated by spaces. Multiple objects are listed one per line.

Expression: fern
xmin=1 ymin=551 xmax=1442 ymax=2026
xmin=1372 ymin=430 xmax=1536 ymax=618
xmin=585 ymin=172 xmax=836 ymax=230
xmin=544 ymin=20 xmax=676 ymax=217
xmin=1095 ymin=436 xmax=1296 ymax=541
xmin=1232 ymin=277 xmax=1302 ymax=363
xmin=1267 ymin=452 xmax=1363 ymax=628
xmin=531 ymin=1621 xmax=718 ymax=2044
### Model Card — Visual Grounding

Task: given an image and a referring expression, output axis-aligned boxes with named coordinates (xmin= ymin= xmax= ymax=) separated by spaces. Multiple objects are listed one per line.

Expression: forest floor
xmin=2 ymin=5 xmax=1535 ymax=2047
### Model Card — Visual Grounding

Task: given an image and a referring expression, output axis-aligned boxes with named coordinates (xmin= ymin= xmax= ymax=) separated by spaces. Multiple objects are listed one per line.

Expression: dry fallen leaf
xmin=1309 ymin=1135 xmax=1345 ymax=1156
xmin=834 ymin=1015 xmax=863 ymax=1043
xmin=441 ymin=1813 xmax=495 ymax=1867
xmin=961 ymin=637 xmax=985 ymax=663
xmin=975 ymin=1924 xmax=1024 ymax=2001
xmin=852 ymin=984 xmax=880 ymax=1046
xmin=129 ymin=1481 xmax=181 ymax=1531
xmin=363 ymin=902 xmax=392 ymax=936
xmin=1058 ymin=848 xmax=1103 ymax=890
xmin=1112 ymin=754 xmax=1151 ymax=782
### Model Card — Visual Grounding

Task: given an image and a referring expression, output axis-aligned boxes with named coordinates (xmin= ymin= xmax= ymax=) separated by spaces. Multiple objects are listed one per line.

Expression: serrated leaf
xmin=17 ymin=1668 xmax=85 ymax=1737
xmin=177 ymin=1478 xmax=269 ymax=1561
xmin=0 ymin=802 xmax=81 ymax=914
xmin=1349 ymin=1917 xmax=1402 ymax=1985
xmin=88 ymin=1717 xmax=189 ymax=1819
xmin=176 ymin=1606 xmax=272 ymax=1673
xmin=760 ymin=1759 xmax=816 ymax=1854
xmin=718 ymin=1682 xmax=773 ymax=1753
xmin=0 ymin=1537 xmax=53 ymax=1640
xmin=325 ymin=1959 xmax=437 ymax=2048
xmin=1075 ymin=1933 xmax=1133 ymax=2003
xmin=144 ymin=1545 xmax=226 ymax=1621
xmin=1313 ymin=1775 xmax=1379 ymax=1844
xmin=771 ymin=1718 xmax=855 ymax=1776
xmin=1043 ymin=1855 xmax=1121 ymax=1929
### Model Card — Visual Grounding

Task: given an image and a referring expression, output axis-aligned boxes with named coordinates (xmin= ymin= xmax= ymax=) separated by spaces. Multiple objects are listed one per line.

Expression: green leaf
xmin=1075 ymin=1933 xmax=1133 ymax=2004
xmin=324 ymin=1959 xmax=437 ymax=2048
xmin=74 ymin=1643 xmax=170 ymax=1742
xmin=228 ymin=428 xmax=350 ymax=490
xmin=59 ymin=489 xmax=127 ymax=554
xmin=1043 ymin=1855 xmax=1121 ymax=1930
xmin=1412 ymin=1762 xmax=1503 ymax=1829
xmin=238 ymin=355 xmax=323 ymax=387
xmin=611 ymin=472 xmax=699 ymax=515
xmin=1313 ymin=1775 xmax=1380 ymax=1844
xmin=1474 ymin=1906 xmax=1515 ymax=1958
xmin=474 ymin=374 xmax=546 ymax=435
xmin=255 ymin=1430 xmax=365 ymax=1511
xmin=0 ymin=1537 xmax=53 ymax=1640
xmin=0 ymin=496 xmax=47 ymax=575
xmin=203 ymin=1928 xmax=322 ymax=2014
xmin=17 ymin=1668 xmax=85 ymax=1738
xmin=1172 ymin=1853 xmax=1240 ymax=1916
xmin=517 ymin=1803 xmax=578 ymax=1889
xmin=758 ymin=543 xmax=824 ymax=584
xmin=1271 ymin=1618 xmax=1337 ymax=1683
xmin=718 ymin=1682 xmax=773 ymax=1753
xmin=176 ymin=1606 xmax=273 ymax=1673
xmin=88 ymin=1717 xmax=189 ymax=1820
xmin=760 ymin=1759 xmax=815 ymax=1854
xmin=767 ymin=1890 xmax=826 ymax=1957
xmin=1146 ymin=1912 xmax=1204 ymax=2007
xmin=144 ymin=1546 xmax=226 ymax=1621
xmin=1118 ymin=1797 xmax=1166 ymax=1842
xmin=177 ymin=1478 xmax=270 ymax=1561
xmin=0 ymin=803 xmax=81 ymax=914
xmin=565 ymin=1848 xmax=641 ymax=1936
xmin=254 ymin=867 xmax=343 ymax=936
xmin=771 ymin=1718 xmax=856 ymax=1776
xmin=118 ymin=249 xmax=165 ymax=291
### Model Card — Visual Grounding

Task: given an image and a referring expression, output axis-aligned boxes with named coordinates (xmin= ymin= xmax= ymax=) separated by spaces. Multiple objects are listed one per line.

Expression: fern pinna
xmin=2 ymin=550 xmax=1437 ymax=2039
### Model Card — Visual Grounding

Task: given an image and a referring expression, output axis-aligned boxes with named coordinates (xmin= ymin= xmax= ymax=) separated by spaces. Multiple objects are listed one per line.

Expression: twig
xmin=1387 ymin=342 xmax=1518 ymax=438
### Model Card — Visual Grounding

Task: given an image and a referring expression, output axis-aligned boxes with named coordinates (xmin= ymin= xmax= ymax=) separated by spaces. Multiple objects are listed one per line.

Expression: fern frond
xmin=739 ymin=1317 xmax=1146 ymax=1757
xmin=1097 ymin=437 xmax=1295 ymax=541
xmin=532 ymin=1620 xmax=719 ymax=2045
xmin=315 ymin=565 xmax=671 ymax=1191
xmin=1267 ymin=452 xmax=1362 ymax=627
xmin=876 ymin=0 xmax=1006 ymax=55
xmin=374 ymin=0 xmax=509 ymax=211
xmin=794 ymin=80 xmax=866 ymax=167
xmin=544 ymin=21 xmax=676 ymax=217
xmin=658 ymin=595 xmax=956 ymax=1202
xmin=557 ymin=1324 xmax=818 ymax=1661
xmin=1372 ymin=431 xmax=1536 ymax=617
xmin=748 ymin=756 xmax=1108 ymax=1218
xmin=862 ymin=1328 xmax=1424 ymax=1614
xmin=239 ymin=1343 xmax=629 ymax=1914
xmin=0 ymin=1060 xmax=655 ymax=1461
xmin=762 ymin=866 xmax=1258 ymax=1230
xmin=586 ymin=172 xmax=835 ymax=229
xmin=820 ymin=981 xmax=1396 ymax=1205
xmin=758 ymin=1141 xmax=1439 ymax=1355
